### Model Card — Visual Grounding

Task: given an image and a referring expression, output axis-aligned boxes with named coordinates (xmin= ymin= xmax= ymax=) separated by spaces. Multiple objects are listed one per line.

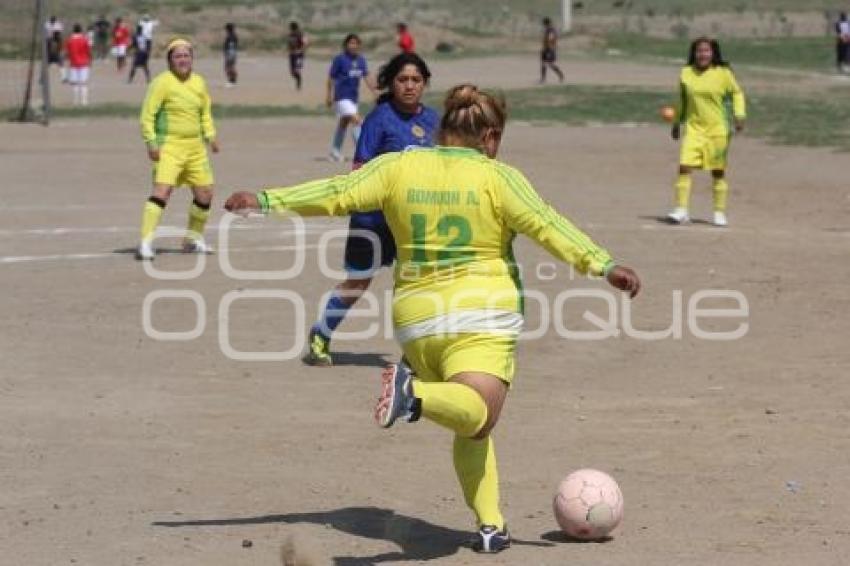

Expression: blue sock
xmin=313 ymin=293 xmax=352 ymax=341
xmin=351 ymin=124 xmax=361 ymax=144
xmin=332 ymin=125 xmax=346 ymax=153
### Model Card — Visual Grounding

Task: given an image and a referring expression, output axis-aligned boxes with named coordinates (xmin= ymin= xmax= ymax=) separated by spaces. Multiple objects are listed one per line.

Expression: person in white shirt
xmin=836 ymin=12 xmax=850 ymax=73
xmin=44 ymin=15 xmax=67 ymax=82
xmin=140 ymin=14 xmax=159 ymax=43
xmin=44 ymin=15 xmax=63 ymax=36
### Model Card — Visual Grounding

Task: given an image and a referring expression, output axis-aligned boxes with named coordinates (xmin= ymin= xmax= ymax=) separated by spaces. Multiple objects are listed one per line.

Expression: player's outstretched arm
xmin=224 ymin=152 xmax=401 ymax=218
xmin=496 ymin=163 xmax=642 ymax=298
xmin=728 ymin=69 xmax=746 ymax=132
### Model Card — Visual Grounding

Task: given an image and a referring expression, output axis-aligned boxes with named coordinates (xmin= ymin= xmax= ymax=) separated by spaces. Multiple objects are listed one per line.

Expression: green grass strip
xmin=9 ymin=83 xmax=850 ymax=151
xmin=601 ymin=33 xmax=838 ymax=73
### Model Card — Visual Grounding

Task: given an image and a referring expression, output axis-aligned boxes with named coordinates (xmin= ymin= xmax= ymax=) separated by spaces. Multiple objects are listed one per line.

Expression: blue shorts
xmin=343 ymin=213 xmax=396 ymax=276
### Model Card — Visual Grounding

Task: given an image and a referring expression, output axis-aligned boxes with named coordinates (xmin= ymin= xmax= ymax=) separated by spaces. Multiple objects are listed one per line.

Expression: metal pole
xmin=561 ymin=0 xmax=572 ymax=32
xmin=38 ymin=0 xmax=49 ymax=124
xmin=19 ymin=0 xmax=41 ymax=121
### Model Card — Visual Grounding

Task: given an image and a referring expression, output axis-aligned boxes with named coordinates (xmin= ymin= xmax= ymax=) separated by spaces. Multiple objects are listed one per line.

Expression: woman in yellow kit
xmin=667 ymin=37 xmax=746 ymax=227
xmin=136 ymin=38 xmax=219 ymax=260
xmin=224 ymin=85 xmax=641 ymax=553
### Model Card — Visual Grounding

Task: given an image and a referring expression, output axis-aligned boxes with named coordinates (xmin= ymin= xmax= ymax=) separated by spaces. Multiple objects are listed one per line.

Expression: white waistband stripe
xmin=395 ymin=310 xmax=524 ymax=344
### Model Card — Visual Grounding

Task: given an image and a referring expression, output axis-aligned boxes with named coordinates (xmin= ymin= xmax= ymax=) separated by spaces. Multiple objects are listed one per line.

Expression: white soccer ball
xmin=553 ymin=468 xmax=624 ymax=540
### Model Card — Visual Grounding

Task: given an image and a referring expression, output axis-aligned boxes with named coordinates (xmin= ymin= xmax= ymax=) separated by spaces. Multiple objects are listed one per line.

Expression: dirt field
xmin=2 ymin=55 xmax=850 ymax=565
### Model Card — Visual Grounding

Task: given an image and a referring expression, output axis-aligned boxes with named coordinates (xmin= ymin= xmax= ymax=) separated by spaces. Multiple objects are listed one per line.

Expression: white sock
xmin=80 ymin=85 xmax=89 ymax=106
xmin=72 ymin=85 xmax=80 ymax=105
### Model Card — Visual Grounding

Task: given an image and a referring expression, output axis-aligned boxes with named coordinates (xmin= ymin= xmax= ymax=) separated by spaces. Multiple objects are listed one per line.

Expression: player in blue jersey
xmin=326 ymin=34 xmax=377 ymax=162
xmin=305 ymin=52 xmax=438 ymax=366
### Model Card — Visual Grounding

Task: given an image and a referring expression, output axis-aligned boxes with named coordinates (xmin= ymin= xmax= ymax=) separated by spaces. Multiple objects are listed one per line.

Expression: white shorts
xmin=335 ymin=99 xmax=359 ymax=118
xmin=111 ymin=45 xmax=127 ymax=57
xmin=68 ymin=66 xmax=90 ymax=84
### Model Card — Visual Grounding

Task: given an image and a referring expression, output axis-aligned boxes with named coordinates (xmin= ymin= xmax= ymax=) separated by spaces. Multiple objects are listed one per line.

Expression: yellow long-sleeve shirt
xmin=259 ymin=146 xmax=614 ymax=332
xmin=677 ymin=65 xmax=746 ymax=137
xmin=140 ymin=70 xmax=216 ymax=147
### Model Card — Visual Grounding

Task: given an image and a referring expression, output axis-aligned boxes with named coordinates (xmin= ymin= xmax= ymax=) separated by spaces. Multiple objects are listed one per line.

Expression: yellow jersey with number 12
xmin=259 ymin=146 xmax=614 ymax=338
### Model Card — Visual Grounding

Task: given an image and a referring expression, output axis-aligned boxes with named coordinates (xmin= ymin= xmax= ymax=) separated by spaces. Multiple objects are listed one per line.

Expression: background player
xmin=224 ymin=84 xmax=640 ymax=553
xmin=111 ymin=17 xmax=130 ymax=72
xmin=326 ymin=33 xmax=377 ymax=162
xmin=136 ymin=38 xmax=219 ymax=261
xmin=128 ymin=24 xmax=151 ymax=84
xmin=836 ymin=12 xmax=850 ymax=73
xmin=223 ymin=23 xmax=238 ymax=87
xmin=93 ymin=15 xmax=110 ymax=60
xmin=287 ymin=21 xmax=308 ymax=90
xmin=65 ymin=24 xmax=91 ymax=106
xmin=305 ymin=52 xmax=438 ymax=366
xmin=540 ymin=17 xmax=564 ymax=84
xmin=139 ymin=14 xmax=159 ymax=47
xmin=667 ymin=37 xmax=746 ymax=227
xmin=397 ymin=22 xmax=415 ymax=53
xmin=45 ymin=16 xmax=66 ymax=83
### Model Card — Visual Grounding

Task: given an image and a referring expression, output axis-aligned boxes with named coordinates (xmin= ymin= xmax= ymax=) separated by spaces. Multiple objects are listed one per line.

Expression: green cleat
xmin=303 ymin=327 xmax=333 ymax=367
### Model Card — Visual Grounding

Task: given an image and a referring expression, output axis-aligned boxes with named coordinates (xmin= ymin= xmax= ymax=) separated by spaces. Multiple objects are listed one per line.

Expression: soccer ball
xmin=660 ymin=105 xmax=677 ymax=123
xmin=553 ymin=468 xmax=623 ymax=540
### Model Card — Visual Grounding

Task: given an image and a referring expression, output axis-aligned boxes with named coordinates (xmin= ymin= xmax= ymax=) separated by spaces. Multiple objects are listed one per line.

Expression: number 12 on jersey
xmin=410 ymin=213 xmax=475 ymax=263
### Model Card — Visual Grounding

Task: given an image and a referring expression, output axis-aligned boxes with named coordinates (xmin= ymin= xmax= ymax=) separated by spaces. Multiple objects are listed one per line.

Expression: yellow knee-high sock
xmin=140 ymin=198 xmax=165 ymax=243
xmin=186 ymin=201 xmax=211 ymax=242
xmin=675 ymin=174 xmax=692 ymax=209
xmin=453 ymin=435 xmax=504 ymax=529
xmin=712 ymin=178 xmax=729 ymax=212
xmin=412 ymin=380 xmax=488 ymax=438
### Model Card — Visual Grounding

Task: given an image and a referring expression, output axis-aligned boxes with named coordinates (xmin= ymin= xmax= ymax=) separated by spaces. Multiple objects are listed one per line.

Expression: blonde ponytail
xmin=437 ymin=84 xmax=507 ymax=149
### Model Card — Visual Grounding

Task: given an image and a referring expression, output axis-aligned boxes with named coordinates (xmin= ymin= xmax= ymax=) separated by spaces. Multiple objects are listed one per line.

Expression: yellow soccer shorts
xmin=153 ymin=140 xmax=214 ymax=187
xmin=401 ymin=332 xmax=517 ymax=386
xmin=680 ymin=133 xmax=730 ymax=170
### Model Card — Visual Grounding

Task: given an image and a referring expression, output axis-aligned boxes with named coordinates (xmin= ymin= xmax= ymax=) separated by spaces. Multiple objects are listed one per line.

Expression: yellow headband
xmin=166 ymin=38 xmax=192 ymax=53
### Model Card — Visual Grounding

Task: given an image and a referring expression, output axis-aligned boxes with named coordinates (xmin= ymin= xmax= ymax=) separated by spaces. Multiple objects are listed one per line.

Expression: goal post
xmin=2 ymin=0 xmax=50 ymax=124
xmin=561 ymin=0 xmax=572 ymax=33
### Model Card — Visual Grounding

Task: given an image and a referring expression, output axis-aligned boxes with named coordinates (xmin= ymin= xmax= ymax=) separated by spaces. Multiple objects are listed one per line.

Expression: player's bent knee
xmin=192 ymin=187 xmax=214 ymax=206
xmin=473 ymin=397 xmax=504 ymax=439
xmin=151 ymin=185 xmax=173 ymax=201
xmin=450 ymin=372 xmax=508 ymax=440
xmin=472 ymin=421 xmax=495 ymax=441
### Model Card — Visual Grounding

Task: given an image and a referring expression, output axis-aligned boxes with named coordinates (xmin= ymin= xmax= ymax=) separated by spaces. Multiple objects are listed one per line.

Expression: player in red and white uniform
xmin=111 ymin=17 xmax=131 ymax=71
xmin=65 ymin=24 xmax=92 ymax=106
xmin=397 ymin=22 xmax=415 ymax=53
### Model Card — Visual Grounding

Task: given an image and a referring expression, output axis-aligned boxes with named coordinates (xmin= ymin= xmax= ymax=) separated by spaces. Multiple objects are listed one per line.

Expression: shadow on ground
xmin=541 ymin=529 xmax=614 ymax=544
xmin=638 ymin=214 xmax=716 ymax=226
xmin=322 ymin=352 xmax=392 ymax=368
xmin=154 ymin=506 xmax=553 ymax=563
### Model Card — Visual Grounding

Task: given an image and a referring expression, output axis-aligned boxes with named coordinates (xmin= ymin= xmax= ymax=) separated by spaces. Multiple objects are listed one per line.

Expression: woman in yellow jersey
xmin=136 ymin=38 xmax=219 ymax=260
xmin=224 ymin=85 xmax=641 ymax=553
xmin=667 ymin=37 xmax=746 ymax=227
